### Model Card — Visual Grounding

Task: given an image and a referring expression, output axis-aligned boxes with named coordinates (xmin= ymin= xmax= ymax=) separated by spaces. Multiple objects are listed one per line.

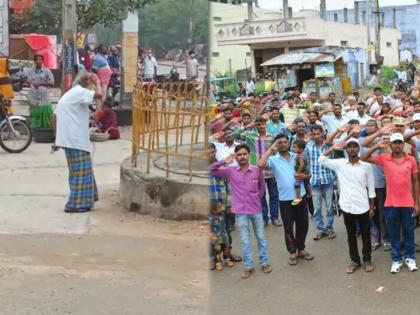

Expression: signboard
xmin=315 ymin=63 xmax=335 ymax=78
xmin=0 ymin=0 xmax=9 ymax=57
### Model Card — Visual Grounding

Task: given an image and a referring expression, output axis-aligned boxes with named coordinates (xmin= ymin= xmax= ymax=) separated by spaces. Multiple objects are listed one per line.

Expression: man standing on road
xmin=142 ymin=48 xmax=157 ymax=82
xmin=185 ymin=50 xmax=199 ymax=81
xmin=259 ymin=134 xmax=314 ymax=266
xmin=54 ymin=73 xmax=103 ymax=213
xmin=210 ymin=144 xmax=272 ymax=279
xmin=361 ymin=133 xmax=420 ymax=273
xmin=304 ymin=125 xmax=336 ymax=241
xmin=319 ymin=139 xmax=376 ymax=274
xmin=245 ymin=78 xmax=255 ymax=96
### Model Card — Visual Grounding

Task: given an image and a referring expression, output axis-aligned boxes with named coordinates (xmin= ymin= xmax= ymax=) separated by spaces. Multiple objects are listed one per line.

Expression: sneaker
xmin=383 ymin=242 xmax=391 ymax=251
xmin=390 ymin=261 xmax=403 ymax=274
xmin=405 ymin=258 xmax=418 ymax=272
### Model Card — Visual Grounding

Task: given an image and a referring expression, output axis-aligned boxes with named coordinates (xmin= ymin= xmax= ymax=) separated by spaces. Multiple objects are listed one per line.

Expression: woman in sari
xmin=22 ymin=54 xmax=55 ymax=129
xmin=92 ymin=44 xmax=112 ymax=102
xmin=54 ymin=73 xmax=103 ymax=213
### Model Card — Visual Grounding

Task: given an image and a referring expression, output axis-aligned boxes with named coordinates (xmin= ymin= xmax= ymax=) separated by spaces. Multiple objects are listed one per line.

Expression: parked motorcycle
xmin=0 ymin=93 xmax=32 ymax=153
xmin=397 ymin=79 xmax=408 ymax=93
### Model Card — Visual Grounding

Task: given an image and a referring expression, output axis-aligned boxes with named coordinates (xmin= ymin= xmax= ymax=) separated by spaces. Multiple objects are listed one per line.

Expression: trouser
xmin=261 ymin=177 xmax=279 ymax=223
xmin=311 ymin=183 xmax=334 ymax=233
xmin=384 ymin=207 xmax=415 ymax=262
xmin=343 ymin=211 xmax=371 ymax=264
xmin=279 ymin=197 xmax=309 ymax=254
xmin=373 ymin=188 xmax=389 ymax=242
xmin=236 ymin=213 xmax=269 ymax=269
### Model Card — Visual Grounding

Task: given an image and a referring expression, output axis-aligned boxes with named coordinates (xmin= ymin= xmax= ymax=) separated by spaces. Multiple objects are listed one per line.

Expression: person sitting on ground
xmin=92 ymin=99 xmax=120 ymax=140
xmin=292 ymin=139 xmax=309 ymax=206
xmin=209 ymin=201 xmax=234 ymax=271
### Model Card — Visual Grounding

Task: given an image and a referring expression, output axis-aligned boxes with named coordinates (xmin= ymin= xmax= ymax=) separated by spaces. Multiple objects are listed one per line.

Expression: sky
xmin=258 ymin=0 xmax=417 ymax=11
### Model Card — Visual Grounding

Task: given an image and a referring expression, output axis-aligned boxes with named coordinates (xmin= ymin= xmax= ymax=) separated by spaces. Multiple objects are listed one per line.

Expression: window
xmin=386 ymin=42 xmax=392 ymax=47
xmin=334 ymin=13 xmax=338 ymax=22
xmin=213 ymin=16 xmax=222 ymax=22
xmin=341 ymin=40 xmax=349 ymax=47
xmin=212 ymin=52 xmax=220 ymax=57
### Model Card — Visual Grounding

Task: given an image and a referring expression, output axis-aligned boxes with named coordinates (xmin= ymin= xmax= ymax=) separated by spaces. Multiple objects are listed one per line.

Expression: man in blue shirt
xmin=259 ymin=134 xmax=314 ymax=266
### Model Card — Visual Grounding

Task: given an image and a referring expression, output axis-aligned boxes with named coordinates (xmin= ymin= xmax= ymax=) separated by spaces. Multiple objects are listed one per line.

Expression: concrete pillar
xmin=122 ymin=12 xmax=139 ymax=94
xmin=320 ymin=0 xmax=326 ymax=20
xmin=247 ymin=1 xmax=254 ymax=21
xmin=381 ymin=12 xmax=385 ymax=27
xmin=288 ymin=7 xmax=293 ymax=18
xmin=392 ymin=7 xmax=396 ymax=28
xmin=283 ymin=0 xmax=289 ymax=19
xmin=344 ymin=8 xmax=348 ymax=23
xmin=354 ymin=1 xmax=360 ymax=24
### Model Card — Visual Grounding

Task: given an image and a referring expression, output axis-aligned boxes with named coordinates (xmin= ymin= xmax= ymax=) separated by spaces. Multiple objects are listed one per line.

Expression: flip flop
xmin=288 ymin=256 xmax=297 ymax=265
xmin=298 ymin=252 xmax=314 ymax=261
xmin=241 ymin=268 xmax=256 ymax=279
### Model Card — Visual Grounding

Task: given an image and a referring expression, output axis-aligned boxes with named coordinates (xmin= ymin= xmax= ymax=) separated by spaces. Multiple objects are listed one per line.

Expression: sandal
xmin=228 ymin=254 xmax=242 ymax=262
xmin=364 ymin=261 xmax=374 ymax=273
xmin=225 ymin=259 xmax=234 ymax=268
xmin=297 ymin=251 xmax=314 ymax=261
xmin=215 ymin=262 xmax=224 ymax=271
xmin=288 ymin=255 xmax=297 ymax=266
xmin=262 ymin=264 xmax=272 ymax=274
xmin=241 ymin=268 xmax=256 ymax=279
xmin=313 ymin=232 xmax=326 ymax=241
xmin=346 ymin=261 xmax=361 ymax=274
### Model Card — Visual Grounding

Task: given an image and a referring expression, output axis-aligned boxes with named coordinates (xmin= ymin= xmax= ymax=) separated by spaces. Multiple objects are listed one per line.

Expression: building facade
xmin=215 ymin=8 xmax=401 ymax=77
xmin=0 ymin=0 xmax=9 ymax=56
xmin=325 ymin=1 xmax=420 ymax=61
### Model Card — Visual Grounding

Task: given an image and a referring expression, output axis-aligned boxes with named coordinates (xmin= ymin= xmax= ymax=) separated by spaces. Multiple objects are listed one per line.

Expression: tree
xmin=9 ymin=0 xmax=157 ymax=34
xmin=138 ymin=0 xmax=208 ymax=51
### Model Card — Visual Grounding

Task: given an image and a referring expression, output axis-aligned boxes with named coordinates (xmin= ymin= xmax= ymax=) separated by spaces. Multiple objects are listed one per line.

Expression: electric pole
xmin=62 ymin=0 xmax=78 ymax=92
xmin=373 ymin=0 xmax=381 ymax=62
xmin=366 ymin=0 xmax=371 ymax=67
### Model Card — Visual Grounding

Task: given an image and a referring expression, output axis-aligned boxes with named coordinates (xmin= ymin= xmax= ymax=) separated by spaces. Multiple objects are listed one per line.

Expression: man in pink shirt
xmin=361 ymin=133 xmax=420 ymax=274
xmin=210 ymin=144 xmax=272 ymax=279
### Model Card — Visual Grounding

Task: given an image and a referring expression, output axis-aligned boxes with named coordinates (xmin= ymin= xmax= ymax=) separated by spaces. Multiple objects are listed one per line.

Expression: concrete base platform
xmin=119 ymin=149 xmax=209 ymax=220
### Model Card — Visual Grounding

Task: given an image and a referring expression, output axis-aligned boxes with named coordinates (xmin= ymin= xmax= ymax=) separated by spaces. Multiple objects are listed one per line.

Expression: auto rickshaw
xmin=0 ymin=56 xmax=14 ymax=115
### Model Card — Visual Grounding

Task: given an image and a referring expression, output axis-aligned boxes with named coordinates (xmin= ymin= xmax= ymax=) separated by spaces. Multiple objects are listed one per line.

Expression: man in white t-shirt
xmin=142 ymin=48 xmax=157 ymax=81
xmin=245 ymin=78 xmax=255 ymax=96
xmin=54 ymin=73 xmax=103 ymax=213
xmin=185 ymin=50 xmax=199 ymax=80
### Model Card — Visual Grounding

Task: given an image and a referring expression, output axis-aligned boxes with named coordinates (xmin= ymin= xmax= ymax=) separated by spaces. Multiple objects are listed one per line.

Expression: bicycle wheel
xmin=0 ymin=119 xmax=33 ymax=153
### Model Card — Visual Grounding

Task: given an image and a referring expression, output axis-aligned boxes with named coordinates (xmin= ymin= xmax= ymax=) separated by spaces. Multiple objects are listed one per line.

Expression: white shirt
xmin=212 ymin=140 xmax=240 ymax=167
xmin=186 ymin=58 xmax=199 ymax=78
xmin=143 ymin=55 xmax=157 ymax=79
xmin=344 ymin=110 xmax=372 ymax=125
xmin=318 ymin=155 xmax=376 ymax=214
xmin=321 ymin=114 xmax=349 ymax=137
xmin=55 ymin=85 xmax=95 ymax=153
xmin=245 ymin=81 xmax=255 ymax=95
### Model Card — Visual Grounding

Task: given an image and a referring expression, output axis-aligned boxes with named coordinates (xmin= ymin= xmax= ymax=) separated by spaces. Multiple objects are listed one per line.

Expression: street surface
xmin=0 ymin=128 xmax=208 ymax=315
xmin=210 ymin=219 xmax=420 ymax=315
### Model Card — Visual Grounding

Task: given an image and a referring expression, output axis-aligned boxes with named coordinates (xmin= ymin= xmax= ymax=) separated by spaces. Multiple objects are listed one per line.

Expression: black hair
xmin=34 ymin=54 xmax=44 ymax=61
xmin=348 ymin=119 xmax=360 ymax=125
xmin=242 ymin=112 xmax=251 ymax=118
xmin=353 ymin=91 xmax=360 ymax=96
xmin=223 ymin=106 xmax=233 ymax=112
xmin=329 ymin=92 xmax=336 ymax=97
xmin=333 ymin=103 xmax=342 ymax=108
xmin=357 ymin=102 xmax=366 ymax=107
xmin=293 ymin=139 xmax=306 ymax=150
xmin=209 ymin=142 xmax=216 ymax=150
xmin=311 ymin=124 xmax=324 ymax=133
xmin=247 ymin=92 xmax=255 ymax=97
xmin=274 ymin=133 xmax=289 ymax=142
xmin=234 ymin=144 xmax=250 ymax=153
xmin=255 ymin=117 xmax=266 ymax=124
xmin=373 ymin=87 xmax=382 ymax=92
xmin=286 ymin=95 xmax=294 ymax=101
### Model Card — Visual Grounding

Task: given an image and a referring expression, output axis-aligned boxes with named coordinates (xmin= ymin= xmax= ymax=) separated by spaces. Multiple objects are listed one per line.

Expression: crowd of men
xmin=208 ymin=78 xmax=420 ymax=279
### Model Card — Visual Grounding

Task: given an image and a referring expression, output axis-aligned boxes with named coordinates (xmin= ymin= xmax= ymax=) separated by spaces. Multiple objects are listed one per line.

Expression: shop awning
xmin=261 ymin=52 xmax=342 ymax=67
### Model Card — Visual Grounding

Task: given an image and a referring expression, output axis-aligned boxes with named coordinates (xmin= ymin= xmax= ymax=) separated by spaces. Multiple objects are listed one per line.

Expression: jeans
xmin=343 ymin=211 xmax=372 ymax=264
xmin=279 ymin=197 xmax=309 ymax=253
xmin=384 ymin=207 xmax=415 ymax=262
xmin=311 ymin=183 xmax=334 ymax=233
xmin=236 ymin=213 xmax=269 ymax=269
xmin=261 ymin=177 xmax=279 ymax=223
xmin=374 ymin=188 xmax=389 ymax=242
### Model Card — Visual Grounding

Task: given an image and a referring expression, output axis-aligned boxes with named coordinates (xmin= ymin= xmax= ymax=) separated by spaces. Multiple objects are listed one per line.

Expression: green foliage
xmin=212 ymin=72 xmax=236 ymax=98
xmin=138 ymin=0 xmax=208 ymax=49
xmin=368 ymin=65 xmax=397 ymax=96
xmin=9 ymin=0 xmax=156 ymax=34
xmin=255 ymin=81 xmax=266 ymax=96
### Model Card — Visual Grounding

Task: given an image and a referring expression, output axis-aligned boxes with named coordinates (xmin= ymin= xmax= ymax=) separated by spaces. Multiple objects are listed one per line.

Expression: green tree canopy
xmin=138 ymin=0 xmax=208 ymax=50
xmin=9 ymin=0 xmax=156 ymax=34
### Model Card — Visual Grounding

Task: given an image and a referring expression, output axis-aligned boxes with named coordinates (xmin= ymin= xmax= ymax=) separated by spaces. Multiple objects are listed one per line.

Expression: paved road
xmin=210 ymin=216 xmax=420 ymax=315
xmin=0 ymin=130 xmax=208 ymax=315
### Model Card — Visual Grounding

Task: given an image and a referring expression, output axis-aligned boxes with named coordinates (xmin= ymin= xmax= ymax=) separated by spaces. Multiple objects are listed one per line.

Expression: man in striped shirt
xmin=304 ymin=124 xmax=337 ymax=240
